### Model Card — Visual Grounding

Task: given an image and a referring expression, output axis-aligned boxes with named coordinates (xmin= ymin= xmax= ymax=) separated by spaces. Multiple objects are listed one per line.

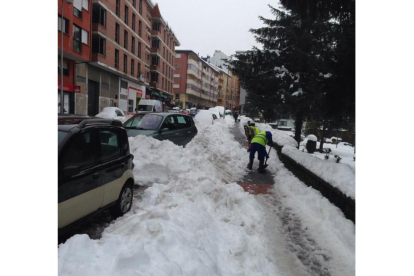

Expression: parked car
xmin=194 ymin=110 xmax=218 ymax=125
xmin=181 ymin=109 xmax=190 ymax=115
xmin=136 ymin=99 xmax=163 ymax=112
xmin=214 ymin=106 xmax=225 ymax=118
xmin=58 ymin=114 xmax=93 ymax=125
xmin=96 ymin=107 xmax=126 ymax=122
xmin=123 ymin=113 xmax=198 ymax=146
xmin=189 ymin=107 xmax=197 ymax=117
xmin=58 ymin=119 xmax=135 ymax=232
xmin=208 ymin=108 xmax=220 ymax=119
xmin=225 ymin=109 xmax=232 ymax=116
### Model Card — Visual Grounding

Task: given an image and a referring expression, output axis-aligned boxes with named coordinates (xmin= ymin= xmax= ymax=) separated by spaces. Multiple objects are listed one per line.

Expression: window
xmin=73 ymin=25 xmax=81 ymax=53
xmin=73 ymin=7 xmax=82 ymax=19
xmin=177 ymin=115 xmax=191 ymax=129
xmin=138 ymin=42 xmax=141 ymax=58
xmin=61 ymin=132 xmax=97 ymax=173
xmin=124 ymin=54 xmax=127 ymax=73
xmin=139 ymin=0 xmax=142 ymax=14
xmin=175 ymin=93 xmax=179 ymax=99
xmin=279 ymin=120 xmax=287 ymax=126
xmin=92 ymin=4 xmax=106 ymax=26
xmin=116 ymin=0 xmax=120 ymax=16
xmin=81 ymin=29 xmax=88 ymax=44
xmin=175 ymin=63 xmax=180 ymax=69
xmin=58 ymin=16 xmax=69 ymax=34
xmin=82 ymin=0 xmax=89 ymax=11
xmin=115 ymin=49 xmax=119 ymax=69
xmin=138 ymin=20 xmax=142 ymax=37
xmin=92 ymin=34 xmax=106 ymax=55
xmin=58 ymin=60 xmax=69 ymax=76
xmin=133 ymin=0 xmax=136 ymax=8
xmin=124 ymin=30 xmax=128 ymax=49
xmin=121 ymin=80 xmax=128 ymax=89
xmin=151 ymin=72 xmax=159 ymax=83
xmin=138 ymin=63 xmax=141 ymax=76
xmin=128 ymin=99 xmax=134 ymax=112
xmin=124 ymin=6 xmax=128 ymax=24
xmin=131 ymin=37 xmax=135 ymax=55
xmin=115 ymin=23 xmax=120 ymax=43
xmin=173 ymin=84 xmax=179 ymax=88
xmin=131 ymin=59 xmax=135 ymax=76
xmin=99 ymin=130 xmax=121 ymax=162
xmin=132 ymin=14 xmax=135 ymax=31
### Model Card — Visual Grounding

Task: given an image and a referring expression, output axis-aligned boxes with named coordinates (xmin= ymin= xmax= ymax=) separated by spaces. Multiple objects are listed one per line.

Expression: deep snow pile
xmin=282 ymin=146 xmax=355 ymax=199
xmin=58 ymin=117 xmax=282 ymax=276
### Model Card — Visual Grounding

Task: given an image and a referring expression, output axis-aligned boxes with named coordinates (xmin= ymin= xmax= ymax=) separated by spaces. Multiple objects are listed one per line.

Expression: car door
xmin=158 ymin=115 xmax=182 ymax=145
xmin=58 ymin=130 xmax=103 ymax=229
xmin=177 ymin=115 xmax=197 ymax=146
xmin=97 ymin=127 xmax=130 ymax=207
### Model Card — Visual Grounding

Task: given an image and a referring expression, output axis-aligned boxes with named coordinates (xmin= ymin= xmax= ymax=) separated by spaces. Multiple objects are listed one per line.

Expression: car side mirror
xmin=63 ymin=165 xmax=80 ymax=176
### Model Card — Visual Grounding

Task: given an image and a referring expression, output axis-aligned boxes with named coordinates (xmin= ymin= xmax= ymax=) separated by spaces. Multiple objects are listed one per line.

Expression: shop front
xmin=57 ymin=83 xmax=81 ymax=114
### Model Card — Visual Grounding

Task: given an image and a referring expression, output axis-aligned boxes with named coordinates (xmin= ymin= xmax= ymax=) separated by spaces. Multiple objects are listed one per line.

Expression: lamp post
xmin=60 ymin=0 xmax=73 ymax=114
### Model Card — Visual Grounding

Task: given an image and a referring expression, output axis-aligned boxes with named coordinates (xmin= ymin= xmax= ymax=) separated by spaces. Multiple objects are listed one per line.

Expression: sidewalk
xmin=230 ymin=122 xmax=275 ymax=194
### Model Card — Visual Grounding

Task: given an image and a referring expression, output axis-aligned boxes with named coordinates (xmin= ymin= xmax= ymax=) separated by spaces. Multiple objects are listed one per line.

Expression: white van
xmin=137 ymin=99 xmax=163 ymax=112
xmin=214 ymin=106 xmax=225 ymax=118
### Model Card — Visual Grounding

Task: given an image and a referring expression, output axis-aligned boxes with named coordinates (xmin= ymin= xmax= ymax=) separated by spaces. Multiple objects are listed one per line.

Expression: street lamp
xmin=60 ymin=0 xmax=73 ymax=114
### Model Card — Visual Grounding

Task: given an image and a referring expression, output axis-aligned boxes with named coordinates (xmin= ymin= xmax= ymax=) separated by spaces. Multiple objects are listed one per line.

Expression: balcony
xmin=151 ymin=29 xmax=161 ymax=37
xmin=187 ymin=68 xmax=201 ymax=79
xmin=150 ymin=64 xmax=159 ymax=71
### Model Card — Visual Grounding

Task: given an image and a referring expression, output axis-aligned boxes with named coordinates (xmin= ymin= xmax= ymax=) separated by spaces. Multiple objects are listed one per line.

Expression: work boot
xmin=247 ymin=159 xmax=253 ymax=170
xmin=257 ymin=160 xmax=266 ymax=173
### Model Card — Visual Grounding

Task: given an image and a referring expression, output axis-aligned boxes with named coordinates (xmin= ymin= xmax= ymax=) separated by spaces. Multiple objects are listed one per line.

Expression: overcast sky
xmin=153 ymin=0 xmax=281 ymax=58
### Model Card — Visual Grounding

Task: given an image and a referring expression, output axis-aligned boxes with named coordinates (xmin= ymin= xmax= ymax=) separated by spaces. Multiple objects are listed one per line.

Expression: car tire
xmin=111 ymin=183 xmax=133 ymax=217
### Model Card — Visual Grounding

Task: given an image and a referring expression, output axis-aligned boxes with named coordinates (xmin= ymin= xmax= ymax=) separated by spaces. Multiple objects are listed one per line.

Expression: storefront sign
xmin=58 ymin=83 xmax=81 ymax=93
xmin=128 ymin=86 xmax=143 ymax=98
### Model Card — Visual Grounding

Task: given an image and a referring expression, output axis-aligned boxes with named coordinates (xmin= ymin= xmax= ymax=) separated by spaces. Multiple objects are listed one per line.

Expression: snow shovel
xmin=263 ymin=146 xmax=272 ymax=169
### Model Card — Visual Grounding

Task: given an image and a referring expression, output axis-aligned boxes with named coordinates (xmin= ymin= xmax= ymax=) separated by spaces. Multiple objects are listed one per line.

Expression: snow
xmin=194 ymin=110 xmax=214 ymax=125
xmin=58 ymin=116 xmax=354 ymax=276
xmin=95 ymin=107 xmax=128 ymax=123
xmin=307 ymin=134 xmax=317 ymax=142
xmin=282 ymin=146 xmax=355 ymax=199
xmin=291 ymin=88 xmax=304 ymax=96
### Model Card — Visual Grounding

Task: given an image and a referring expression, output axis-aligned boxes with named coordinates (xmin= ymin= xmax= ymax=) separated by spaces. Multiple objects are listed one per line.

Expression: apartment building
xmin=149 ymin=4 xmax=180 ymax=105
xmin=58 ymin=0 xmax=179 ymax=115
xmin=173 ymin=50 xmax=219 ymax=109
xmin=58 ymin=0 xmax=92 ymax=114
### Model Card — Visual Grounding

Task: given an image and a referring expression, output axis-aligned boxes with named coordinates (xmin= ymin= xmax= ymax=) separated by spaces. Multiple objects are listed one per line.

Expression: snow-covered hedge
xmin=282 ymin=146 xmax=355 ymax=199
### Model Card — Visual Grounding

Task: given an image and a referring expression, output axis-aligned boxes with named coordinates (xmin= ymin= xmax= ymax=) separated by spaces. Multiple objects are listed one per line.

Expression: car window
xmin=99 ymin=130 xmax=121 ymax=162
xmin=161 ymin=115 xmax=177 ymax=130
xmin=58 ymin=131 xmax=69 ymax=146
xmin=62 ymin=132 xmax=96 ymax=172
xmin=124 ymin=114 xmax=146 ymax=128
xmin=176 ymin=115 xmax=191 ymax=129
xmin=137 ymin=114 xmax=163 ymax=130
xmin=137 ymin=105 xmax=153 ymax=111
xmin=115 ymin=110 xmax=123 ymax=116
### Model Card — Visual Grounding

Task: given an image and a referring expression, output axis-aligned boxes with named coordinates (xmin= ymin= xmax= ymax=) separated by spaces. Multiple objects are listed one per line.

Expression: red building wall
xmin=173 ymin=52 xmax=188 ymax=95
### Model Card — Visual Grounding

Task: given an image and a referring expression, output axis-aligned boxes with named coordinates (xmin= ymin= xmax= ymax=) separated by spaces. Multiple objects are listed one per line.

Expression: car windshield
xmin=124 ymin=114 xmax=146 ymax=128
xmin=137 ymin=105 xmax=153 ymax=111
xmin=129 ymin=114 xmax=163 ymax=130
xmin=58 ymin=131 xmax=69 ymax=146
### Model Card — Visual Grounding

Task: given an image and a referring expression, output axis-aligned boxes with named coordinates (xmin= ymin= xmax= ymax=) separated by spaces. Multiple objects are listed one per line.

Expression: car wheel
xmin=111 ymin=183 xmax=133 ymax=217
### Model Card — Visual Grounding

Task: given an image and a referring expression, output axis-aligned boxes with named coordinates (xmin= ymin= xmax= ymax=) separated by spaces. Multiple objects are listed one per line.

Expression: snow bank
xmin=307 ymin=134 xmax=317 ymax=142
xmin=282 ymin=146 xmax=355 ymax=199
xmin=59 ymin=117 xmax=281 ymax=276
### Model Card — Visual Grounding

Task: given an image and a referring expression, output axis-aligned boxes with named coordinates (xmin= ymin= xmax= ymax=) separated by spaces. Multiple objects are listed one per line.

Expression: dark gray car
xmin=123 ymin=113 xmax=198 ymax=146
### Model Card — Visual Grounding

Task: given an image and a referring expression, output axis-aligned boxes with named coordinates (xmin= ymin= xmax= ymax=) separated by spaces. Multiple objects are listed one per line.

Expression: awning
xmin=151 ymin=91 xmax=160 ymax=97
xmin=161 ymin=94 xmax=167 ymax=99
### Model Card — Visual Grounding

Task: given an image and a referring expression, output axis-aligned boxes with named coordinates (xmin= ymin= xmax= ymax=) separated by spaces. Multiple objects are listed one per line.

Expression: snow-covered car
xmin=208 ymin=108 xmax=220 ymax=119
xmin=181 ymin=109 xmax=190 ymax=115
xmin=96 ymin=107 xmax=126 ymax=122
xmin=189 ymin=107 xmax=197 ymax=117
xmin=214 ymin=106 xmax=225 ymax=118
xmin=124 ymin=113 xmax=198 ymax=146
xmin=225 ymin=109 xmax=232 ymax=116
xmin=58 ymin=119 xmax=135 ymax=232
xmin=194 ymin=110 xmax=218 ymax=125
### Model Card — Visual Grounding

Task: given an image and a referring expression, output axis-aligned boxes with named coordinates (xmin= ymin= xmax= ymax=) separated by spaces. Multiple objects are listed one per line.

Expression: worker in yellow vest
xmin=247 ymin=122 xmax=260 ymax=152
xmin=247 ymin=131 xmax=274 ymax=173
